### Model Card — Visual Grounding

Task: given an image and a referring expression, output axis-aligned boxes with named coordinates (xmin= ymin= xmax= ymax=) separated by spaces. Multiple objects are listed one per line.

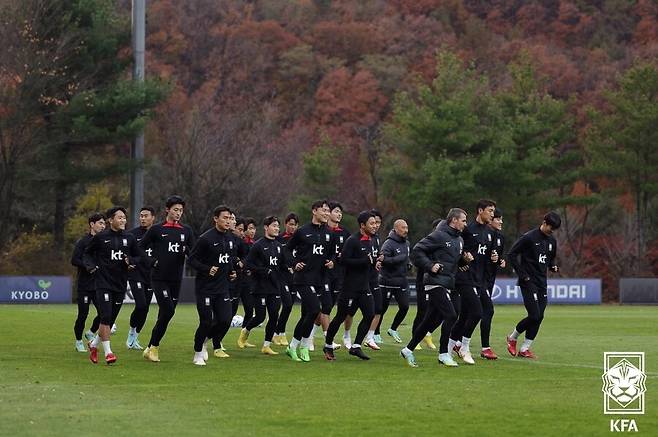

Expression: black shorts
xmin=96 ymin=289 xmax=125 ymax=325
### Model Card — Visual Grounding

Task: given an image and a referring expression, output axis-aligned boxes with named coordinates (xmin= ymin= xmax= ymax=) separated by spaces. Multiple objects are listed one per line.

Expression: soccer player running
xmin=506 ymin=211 xmax=560 ymax=359
xmin=188 ymin=206 xmax=237 ymax=365
xmin=239 ymin=216 xmax=287 ymax=355
xmin=323 ymin=211 xmax=377 ymax=361
xmin=125 ymin=206 xmax=156 ymax=350
xmin=272 ymin=213 xmax=298 ymax=346
xmin=363 ymin=209 xmax=384 ymax=349
xmin=83 ymin=206 xmax=142 ymax=364
xmin=240 ymin=217 xmax=257 ymax=332
xmin=449 ymin=200 xmax=499 ymax=365
xmin=377 ymin=219 xmax=411 ymax=344
xmin=480 ymin=208 xmax=505 ymax=360
xmin=284 ymin=200 xmax=334 ymax=362
xmin=400 ymin=208 xmax=472 ymax=368
xmin=141 ymin=195 xmax=195 ymax=363
xmin=71 ymin=213 xmax=105 ymax=352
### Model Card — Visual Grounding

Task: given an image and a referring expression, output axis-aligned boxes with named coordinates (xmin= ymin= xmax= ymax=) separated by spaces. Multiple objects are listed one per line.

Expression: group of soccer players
xmin=72 ymin=196 xmax=560 ymax=367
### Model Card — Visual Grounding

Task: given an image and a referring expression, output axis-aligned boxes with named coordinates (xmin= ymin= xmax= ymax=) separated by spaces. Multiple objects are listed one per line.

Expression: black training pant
xmin=450 ymin=286 xmax=483 ymax=342
xmin=148 ymin=280 xmax=182 ymax=347
xmin=321 ymin=283 xmax=337 ymax=315
xmin=480 ymin=287 xmax=495 ymax=348
xmin=96 ymin=289 xmax=125 ymax=326
xmin=276 ymin=284 xmax=294 ymax=334
xmin=377 ymin=286 xmax=409 ymax=333
xmin=407 ymin=286 xmax=457 ymax=354
xmin=326 ymin=291 xmax=375 ymax=347
xmin=74 ymin=290 xmax=100 ymax=340
xmin=292 ymin=285 xmax=322 ymax=341
xmin=246 ymin=294 xmax=281 ymax=342
xmin=128 ymin=280 xmax=153 ymax=333
xmin=515 ymin=285 xmax=548 ymax=341
xmin=194 ymin=293 xmax=233 ymax=352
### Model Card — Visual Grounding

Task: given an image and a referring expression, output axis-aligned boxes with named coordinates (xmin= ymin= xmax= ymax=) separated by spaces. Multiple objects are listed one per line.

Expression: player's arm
xmin=246 ymin=243 xmax=269 ymax=278
xmin=381 ymin=239 xmax=407 ymax=266
xmin=508 ymin=233 xmax=531 ymax=281
xmin=139 ymin=225 xmax=158 ymax=267
xmin=340 ymin=238 xmax=369 ymax=266
xmin=188 ymin=236 xmax=212 ymax=274
xmin=126 ymin=235 xmax=143 ymax=267
xmin=82 ymin=234 xmax=99 ymax=273
xmin=411 ymin=231 xmax=444 ymax=273
xmin=549 ymin=237 xmax=559 ymax=273
xmin=71 ymin=238 xmax=86 ymax=268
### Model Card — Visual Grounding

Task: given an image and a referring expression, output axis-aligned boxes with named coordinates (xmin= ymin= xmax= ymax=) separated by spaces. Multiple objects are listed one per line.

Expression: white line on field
xmin=498 ymin=357 xmax=658 ymax=376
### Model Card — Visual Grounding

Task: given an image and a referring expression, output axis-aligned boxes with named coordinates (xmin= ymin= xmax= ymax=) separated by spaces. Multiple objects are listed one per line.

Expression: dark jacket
xmin=368 ymin=234 xmax=381 ymax=291
xmin=328 ymin=225 xmax=351 ymax=290
xmin=246 ymin=237 xmax=287 ymax=295
xmin=285 ymin=223 xmax=335 ymax=287
xmin=455 ymin=220 xmax=496 ymax=289
xmin=378 ymin=230 xmax=410 ymax=288
xmin=83 ymin=228 xmax=143 ymax=293
xmin=340 ymin=232 xmax=374 ymax=293
xmin=485 ymin=230 xmax=505 ymax=291
xmin=127 ymin=225 xmax=152 ymax=285
xmin=139 ymin=222 xmax=195 ymax=283
xmin=188 ymin=227 xmax=236 ymax=295
xmin=411 ymin=222 xmax=465 ymax=290
xmin=71 ymin=233 xmax=96 ymax=293
xmin=508 ymin=228 xmax=557 ymax=291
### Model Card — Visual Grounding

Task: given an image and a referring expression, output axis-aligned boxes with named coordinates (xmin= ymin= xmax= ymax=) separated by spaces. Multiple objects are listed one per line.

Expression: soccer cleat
xmin=89 ymin=346 xmax=98 ymax=364
xmin=75 ymin=340 xmax=87 ymax=352
xmin=237 ymin=329 xmax=249 ymax=349
xmin=130 ymin=338 xmax=143 ymax=350
xmin=299 ymin=347 xmax=311 ymax=362
xmin=272 ymin=335 xmax=282 ymax=346
xmin=144 ymin=345 xmax=160 ymax=362
xmin=307 ymin=341 xmax=315 ymax=352
xmin=343 ymin=336 xmax=352 ymax=350
xmin=348 ymin=347 xmax=370 ymax=360
xmin=286 ymin=346 xmax=302 ymax=362
xmin=323 ymin=346 xmax=336 ymax=361
xmin=480 ymin=348 xmax=498 ymax=360
xmin=518 ymin=349 xmax=537 ymax=359
xmin=415 ymin=344 xmax=422 ymax=351
xmin=374 ymin=334 xmax=383 ymax=344
xmin=506 ymin=336 xmax=518 ymax=357
xmin=105 ymin=353 xmax=117 ymax=365
xmin=400 ymin=350 xmax=418 ymax=368
xmin=365 ymin=339 xmax=381 ymax=350
xmin=193 ymin=354 xmax=206 ymax=366
xmin=84 ymin=331 xmax=95 ymax=342
xmin=279 ymin=334 xmax=289 ymax=346
xmin=387 ymin=329 xmax=402 ymax=343
xmin=423 ymin=335 xmax=437 ymax=350
xmin=110 ymin=323 xmax=117 ymax=335
xmin=261 ymin=346 xmax=279 ymax=355
xmin=458 ymin=350 xmax=476 ymax=365
xmin=202 ymin=343 xmax=209 ymax=361
xmin=439 ymin=354 xmax=459 ymax=367
xmin=331 ymin=342 xmax=342 ymax=351
xmin=126 ymin=331 xmax=137 ymax=349
xmin=452 ymin=344 xmax=461 ymax=354
xmin=213 ymin=349 xmax=230 ymax=358
xmin=245 ymin=341 xmax=256 ymax=348
xmin=142 ymin=346 xmax=150 ymax=358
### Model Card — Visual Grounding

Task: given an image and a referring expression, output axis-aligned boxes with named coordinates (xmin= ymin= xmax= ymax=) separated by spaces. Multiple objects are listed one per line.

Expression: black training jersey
xmin=285 ymin=222 xmax=335 ymax=287
xmin=140 ymin=222 xmax=195 ymax=283
xmin=71 ymin=233 xmax=96 ymax=292
xmin=127 ymin=225 xmax=152 ymax=285
xmin=455 ymin=221 xmax=495 ymax=289
xmin=368 ymin=234 xmax=381 ymax=290
xmin=188 ymin=227 xmax=236 ymax=295
xmin=246 ymin=237 xmax=286 ymax=295
xmin=508 ymin=227 xmax=557 ymax=291
xmin=340 ymin=232 xmax=374 ymax=293
xmin=83 ymin=228 xmax=142 ymax=293
xmin=485 ymin=230 xmax=505 ymax=291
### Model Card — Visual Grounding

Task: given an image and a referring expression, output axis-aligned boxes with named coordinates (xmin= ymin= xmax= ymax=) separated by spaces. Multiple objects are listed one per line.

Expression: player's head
xmin=105 ymin=206 xmax=127 ymax=231
xmin=139 ymin=206 xmax=156 ymax=228
xmin=370 ymin=209 xmax=382 ymax=233
xmin=213 ymin=205 xmax=232 ymax=231
xmin=541 ymin=211 xmax=561 ymax=235
xmin=446 ymin=208 xmax=467 ymax=232
xmin=476 ymin=199 xmax=496 ymax=224
xmin=165 ymin=195 xmax=185 ymax=223
xmin=393 ymin=219 xmax=408 ymax=239
xmin=491 ymin=208 xmax=503 ymax=231
xmin=311 ymin=199 xmax=330 ymax=224
xmin=245 ymin=217 xmax=257 ymax=239
xmin=263 ymin=215 xmax=280 ymax=239
xmin=88 ymin=212 xmax=105 ymax=235
xmin=234 ymin=216 xmax=246 ymax=238
xmin=357 ymin=211 xmax=376 ymax=235
xmin=284 ymin=213 xmax=299 ymax=234
xmin=329 ymin=201 xmax=343 ymax=225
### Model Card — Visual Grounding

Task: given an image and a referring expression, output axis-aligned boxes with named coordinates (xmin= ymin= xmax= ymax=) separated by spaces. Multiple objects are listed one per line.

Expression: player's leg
xmin=388 ymin=287 xmax=409 ymax=343
xmin=479 ymin=287 xmax=497 ymax=359
xmin=74 ymin=291 xmax=92 ymax=352
xmin=274 ymin=285 xmax=293 ymax=345
xmin=261 ymin=295 xmax=281 ymax=355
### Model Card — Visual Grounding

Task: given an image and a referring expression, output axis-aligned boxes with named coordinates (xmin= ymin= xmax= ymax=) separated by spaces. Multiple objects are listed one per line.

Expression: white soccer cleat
xmin=331 ymin=342 xmax=342 ymax=351
xmin=110 ymin=323 xmax=117 ymax=335
xmin=458 ymin=350 xmax=475 ymax=365
xmin=343 ymin=336 xmax=352 ymax=350
xmin=193 ymin=353 xmax=206 ymax=366
xmin=202 ymin=341 xmax=209 ymax=361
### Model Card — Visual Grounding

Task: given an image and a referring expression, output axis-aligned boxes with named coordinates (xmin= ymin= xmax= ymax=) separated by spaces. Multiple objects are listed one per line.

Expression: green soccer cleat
xmin=387 ymin=329 xmax=402 ymax=343
xmin=75 ymin=340 xmax=87 ymax=352
xmin=299 ymin=346 xmax=311 ymax=362
xmin=285 ymin=346 xmax=302 ymax=362
xmin=400 ymin=350 xmax=418 ymax=368
xmin=374 ymin=334 xmax=383 ymax=344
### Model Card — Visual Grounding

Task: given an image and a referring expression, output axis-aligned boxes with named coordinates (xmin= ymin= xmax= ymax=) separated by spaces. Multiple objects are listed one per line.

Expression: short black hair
xmin=106 ymin=206 xmax=127 ymax=220
xmin=311 ymin=199 xmax=329 ymax=210
xmin=493 ymin=208 xmax=503 ymax=219
xmin=140 ymin=206 xmax=156 ymax=216
xmin=88 ymin=212 xmax=105 ymax=224
xmin=245 ymin=217 xmax=257 ymax=227
xmin=166 ymin=195 xmax=185 ymax=209
xmin=370 ymin=209 xmax=382 ymax=219
xmin=544 ymin=211 xmax=561 ymax=229
xmin=263 ymin=215 xmax=279 ymax=226
xmin=235 ymin=217 xmax=246 ymax=228
xmin=329 ymin=201 xmax=343 ymax=212
xmin=213 ymin=205 xmax=231 ymax=217
xmin=357 ymin=210 xmax=375 ymax=225
xmin=285 ymin=213 xmax=299 ymax=224
xmin=476 ymin=199 xmax=496 ymax=213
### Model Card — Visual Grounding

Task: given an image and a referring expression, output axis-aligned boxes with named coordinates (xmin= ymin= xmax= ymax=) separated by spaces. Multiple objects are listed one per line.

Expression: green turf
xmin=0 ymin=304 xmax=655 ymax=436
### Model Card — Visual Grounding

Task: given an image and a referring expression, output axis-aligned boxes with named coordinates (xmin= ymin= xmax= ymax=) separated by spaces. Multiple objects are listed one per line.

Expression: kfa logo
xmin=538 ymin=254 xmax=547 ymax=264
xmin=218 ymin=253 xmax=230 ymax=264
xmin=312 ymin=244 xmax=324 ymax=255
xmin=477 ymin=244 xmax=487 ymax=255
xmin=602 ymin=352 xmax=646 ymax=415
xmin=168 ymin=242 xmax=181 ymax=253
xmin=111 ymin=250 xmax=124 ymax=260
xmin=269 ymin=256 xmax=278 ymax=266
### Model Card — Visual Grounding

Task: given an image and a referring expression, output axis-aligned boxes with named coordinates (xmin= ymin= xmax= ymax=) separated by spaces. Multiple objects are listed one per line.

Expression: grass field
xmin=0 ymin=304 xmax=655 ymax=436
